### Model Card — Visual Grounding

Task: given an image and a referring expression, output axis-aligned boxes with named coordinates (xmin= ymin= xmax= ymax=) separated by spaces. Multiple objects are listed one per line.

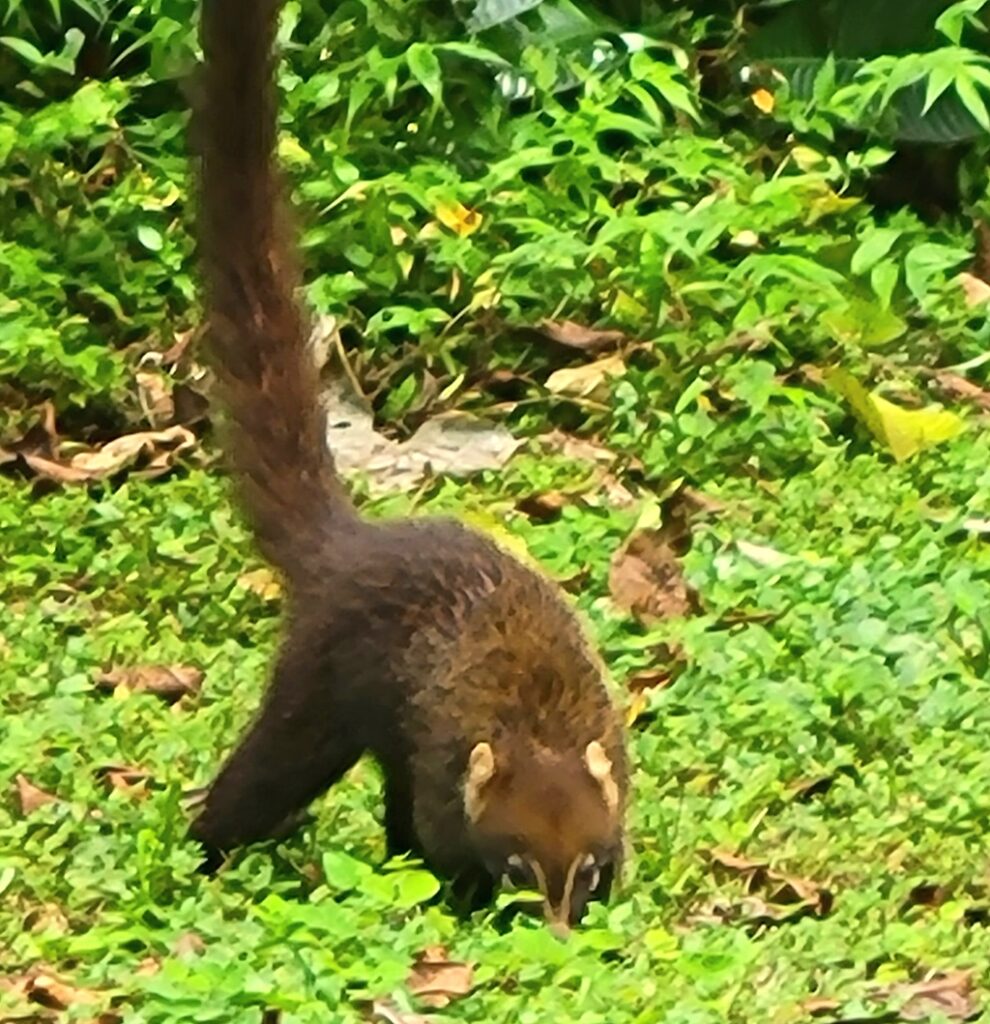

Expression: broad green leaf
xmin=393 ymin=869 xmax=441 ymax=908
xmin=821 ymin=298 xmax=905 ymax=347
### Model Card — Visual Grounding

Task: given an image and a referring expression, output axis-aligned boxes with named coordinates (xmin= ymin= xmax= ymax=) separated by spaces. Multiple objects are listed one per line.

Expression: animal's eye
xmin=502 ymin=854 xmax=533 ymax=890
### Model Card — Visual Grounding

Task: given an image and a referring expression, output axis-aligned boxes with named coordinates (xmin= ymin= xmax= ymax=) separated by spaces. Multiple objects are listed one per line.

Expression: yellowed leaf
xmin=276 ymin=135 xmax=311 ymax=166
xmin=751 ymin=88 xmax=775 ymax=113
xmin=827 ymin=368 xmax=965 ymax=462
xmin=791 ymin=145 xmax=827 ymax=171
xmin=546 ymin=354 xmax=626 ymax=399
xmin=435 ymin=200 xmax=482 ymax=237
xmin=237 ymin=567 xmax=282 ymax=601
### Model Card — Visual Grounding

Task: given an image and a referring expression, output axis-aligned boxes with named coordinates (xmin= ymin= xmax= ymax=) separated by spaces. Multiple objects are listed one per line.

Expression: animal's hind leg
xmin=189 ymin=645 xmax=362 ymax=864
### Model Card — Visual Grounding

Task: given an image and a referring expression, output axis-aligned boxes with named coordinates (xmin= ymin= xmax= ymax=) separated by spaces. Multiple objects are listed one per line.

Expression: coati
xmin=190 ymin=0 xmax=629 ymax=931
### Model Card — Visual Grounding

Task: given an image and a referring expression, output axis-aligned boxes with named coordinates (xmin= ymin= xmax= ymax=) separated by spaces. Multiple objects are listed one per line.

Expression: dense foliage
xmin=2 ymin=1 xmax=990 ymax=1021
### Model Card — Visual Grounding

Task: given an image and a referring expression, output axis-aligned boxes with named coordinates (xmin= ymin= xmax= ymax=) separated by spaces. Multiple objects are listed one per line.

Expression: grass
xmin=3 ymin=406 xmax=990 ymax=1023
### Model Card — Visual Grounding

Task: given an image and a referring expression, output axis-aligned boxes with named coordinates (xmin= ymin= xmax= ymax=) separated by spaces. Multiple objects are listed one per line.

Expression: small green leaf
xmin=321 ymin=851 xmax=370 ymax=891
xmin=922 ymin=64 xmax=957 ymax=114
xmin=851 ymin=228 xmax=902 ymax=276
xmin=0 ymin=36 xmax=46 ymax=65
xmin=393 ymin=869 xmax=441 ymax=908
xmin=955 ymin=74 xmax=990 ymax=130
xmin=137 ymin=225 xmax=163 ymax=252
xmin=406 ymin=42 xmax=443 ymax=108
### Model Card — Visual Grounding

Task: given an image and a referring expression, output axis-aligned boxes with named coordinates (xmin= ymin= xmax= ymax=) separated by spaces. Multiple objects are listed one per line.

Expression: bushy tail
xmin=197 ymin=0 xmax=353 ymax=585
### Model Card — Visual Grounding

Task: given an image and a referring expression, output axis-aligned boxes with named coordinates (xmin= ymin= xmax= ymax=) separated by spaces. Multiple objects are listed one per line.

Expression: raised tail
xmin=197 ymin=0 xmax=354 ymax=585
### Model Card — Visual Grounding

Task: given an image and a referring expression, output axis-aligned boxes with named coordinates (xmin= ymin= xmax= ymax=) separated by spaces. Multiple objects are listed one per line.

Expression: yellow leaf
xmin=751 ymin=88 xmax=775 ymax=113
xmin=791 ymin=145 xmax=826 ymax=171
xmin=806 ymin=190 xmax=861 ymax=224
xmin=626 ymin=690 xmax=648 ymax=726
xmin=277 ymin=135 xmax=311 ymax=166
xmin=434 ymin=201 xmax=482 ymax=237
xmin=826 ymin=368 xmax=965 ymax=462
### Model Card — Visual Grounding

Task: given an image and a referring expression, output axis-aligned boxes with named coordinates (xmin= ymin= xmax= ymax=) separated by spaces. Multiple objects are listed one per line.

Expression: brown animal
xmin=190 ymin=0 xmax=628 ymax=930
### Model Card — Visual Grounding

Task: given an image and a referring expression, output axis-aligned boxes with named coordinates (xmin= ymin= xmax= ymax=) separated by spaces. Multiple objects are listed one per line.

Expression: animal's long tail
xmin=197 ymin=0 xmax=354 ymax=585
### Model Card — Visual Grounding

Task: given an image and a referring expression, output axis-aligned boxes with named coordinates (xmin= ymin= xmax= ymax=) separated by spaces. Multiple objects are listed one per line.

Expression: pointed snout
xmin=544 ymin=902 xmax=572 ymax=939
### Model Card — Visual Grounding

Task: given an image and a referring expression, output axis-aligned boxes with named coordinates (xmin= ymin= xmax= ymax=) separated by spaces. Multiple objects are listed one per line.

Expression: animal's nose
xmin=544 ymin=903 xmax=572 ymax=939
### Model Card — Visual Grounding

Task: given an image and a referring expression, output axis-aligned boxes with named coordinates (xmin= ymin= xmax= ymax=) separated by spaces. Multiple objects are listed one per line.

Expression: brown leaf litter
xmin=94 ymin=664 xmax=203 ymax=704
xmin=698 ymin=848 xmax=833 ymax=927
xmin=609 ymin=528 xmax=697 ymax=624
xmin=406 ymin=946 xmax=474 ymax=1009
xmin=14 ymin=775 xmax=59 ymax=816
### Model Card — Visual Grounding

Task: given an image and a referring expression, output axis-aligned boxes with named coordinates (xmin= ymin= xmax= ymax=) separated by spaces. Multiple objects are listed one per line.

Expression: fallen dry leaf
xmin=930 ymin=370 xmax=990 ymax=412
xmin=21 ymin=426 xmax=196 ymax=485
xmin=545 ymin=354 xmax=626 ymax=400
xmin=135 ymin=366 xmax=175 ymax=426
xmin=4 ymin=967 xmax=104 ymax=1012
xmin=135 ymin=957 xmax=160 ymax=977
xmin=536 ymin=318 xmax=627 ymax=353
xmin=69 ymin=427 xmax=196 ymax=478
xmin=609 ymin=528 xmax=697 ymax=624
xmin=95 ymin=764 xmax=151 ymax=799
xmin=541 ymin=430 xmax=618 ymax=465
xmin=15 ymin=775 xmax=59 ymax=816
xmin=322 ymin=375 xmax=521 ymax=496
xmin=626 ymin=667 xmax=677 ymax=694
xmin=23 ymin=903 xmax=71 ymax=937
xmin=0 ymin=401 xmax=59 ymax=467
xmin=94 ymin=664 xmax=203 ymax=704
xmin=799 ymin=996 xmax=841 ymax=1016
xmin=21 ymin=453 xmax=91 ymax=484
xmin=516 ymin=490 xmax=570 ymax=522
xmin=406 ymin=946 xmax=474 ymax=1009
xmin=706 ymin=848 xmax=832 ymax=922
xmin=173 ymin=932 xmax=206 ymax=957
xmin=957 ymin=271 xmax=990 ymax=307
xmin=624 ymin=643 xmax=686 ymax=724
xmin=872 ymin=970 xmax=977 ymax=1022
xmin=161 ymin=326 xmax=199 ymax=365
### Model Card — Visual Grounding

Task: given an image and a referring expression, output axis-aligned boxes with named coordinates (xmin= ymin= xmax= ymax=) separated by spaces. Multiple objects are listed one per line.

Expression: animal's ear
xmin=464 ymin=741 xmax=496 ymax=821
xmin=584 ymin=740 xmax=620 ymax=815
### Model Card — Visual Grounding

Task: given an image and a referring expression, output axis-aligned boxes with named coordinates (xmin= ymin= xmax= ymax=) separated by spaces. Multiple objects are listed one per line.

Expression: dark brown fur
xmin=191 ymin=0 xmax=628 ymax=927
